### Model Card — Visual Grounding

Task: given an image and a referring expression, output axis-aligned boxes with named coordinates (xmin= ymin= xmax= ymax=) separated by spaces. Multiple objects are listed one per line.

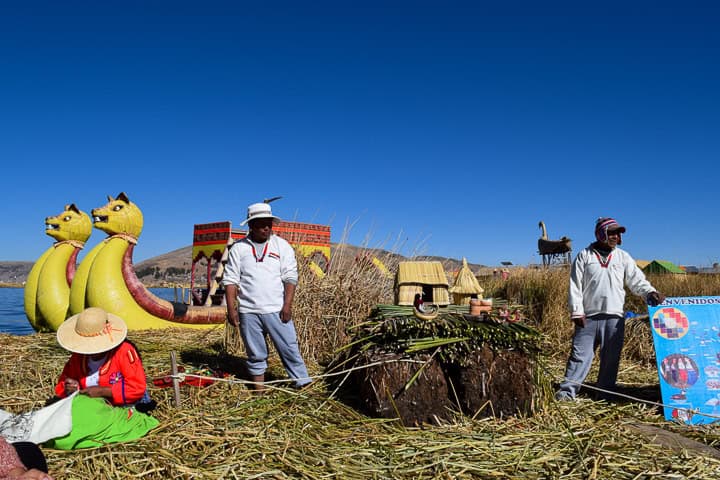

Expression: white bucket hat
xmin=57 ymin=307 xmax=128 ymax=354
xmin=240 ymin=202 xmax=281 ymax=226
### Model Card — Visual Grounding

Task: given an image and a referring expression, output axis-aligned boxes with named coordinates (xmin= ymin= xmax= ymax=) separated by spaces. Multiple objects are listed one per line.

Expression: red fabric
xmin=152 ymin=366 xmax=225 ymax=388
xmin=54 ymin=341 xmax=147 ymax=406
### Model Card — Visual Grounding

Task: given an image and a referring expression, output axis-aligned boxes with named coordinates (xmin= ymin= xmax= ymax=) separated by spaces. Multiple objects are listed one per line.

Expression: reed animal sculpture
xmin=68 ymin=192 xmax=226 ymax=330
xmin=24 ymin=204 xmax=93 ymax=331
xmin=537 ymin=221 xmax=572 ymax=266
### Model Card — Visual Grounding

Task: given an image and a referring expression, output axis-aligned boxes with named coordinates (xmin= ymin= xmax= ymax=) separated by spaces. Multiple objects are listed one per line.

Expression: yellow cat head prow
xmin=92 ymin=192 xmax=144 ymax=239
xmin=45 ymin=204 xmax=92 ymax=243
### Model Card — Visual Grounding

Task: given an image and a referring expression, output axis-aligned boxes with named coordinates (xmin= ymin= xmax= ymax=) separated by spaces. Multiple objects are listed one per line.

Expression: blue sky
xmin=1 ymin=1 xmax=718 ymax=267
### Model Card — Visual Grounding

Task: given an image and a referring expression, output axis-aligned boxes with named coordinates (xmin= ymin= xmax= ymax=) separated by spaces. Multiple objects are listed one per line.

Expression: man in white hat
xmin=223 ymin=202 xmax=311 ymax=390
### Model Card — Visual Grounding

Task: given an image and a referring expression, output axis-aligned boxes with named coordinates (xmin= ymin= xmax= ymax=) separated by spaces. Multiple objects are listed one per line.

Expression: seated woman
xmin=0 ymin=436 xmax=53 ymax=480
xmin=48 ymin=307 xmax=159 ymax=450
xmin=55 ymin=307 xmax=152 ymax=409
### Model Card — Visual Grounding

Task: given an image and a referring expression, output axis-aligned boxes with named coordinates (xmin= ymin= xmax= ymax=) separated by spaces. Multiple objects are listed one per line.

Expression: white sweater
xmin=569 ymin=245 xmax=655 ymax=319
xmin=222 ymin=234 xmax=298 ymax=314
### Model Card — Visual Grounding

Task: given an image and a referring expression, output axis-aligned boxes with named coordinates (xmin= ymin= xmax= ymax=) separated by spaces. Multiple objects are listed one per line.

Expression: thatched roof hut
xmin=449 ymin=258 xmax=485 ymax=305
xmin=395 ymin=261 xmax=450 ymax=306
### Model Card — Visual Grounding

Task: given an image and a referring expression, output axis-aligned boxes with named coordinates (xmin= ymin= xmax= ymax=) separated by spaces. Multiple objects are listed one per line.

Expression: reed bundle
xmin=336 ymin=304 xmax=541 ymax=367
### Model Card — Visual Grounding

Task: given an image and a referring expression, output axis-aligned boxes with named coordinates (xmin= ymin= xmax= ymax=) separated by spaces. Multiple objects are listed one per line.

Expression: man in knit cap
xmin=555 ymin=217 xmax=665 ymax=401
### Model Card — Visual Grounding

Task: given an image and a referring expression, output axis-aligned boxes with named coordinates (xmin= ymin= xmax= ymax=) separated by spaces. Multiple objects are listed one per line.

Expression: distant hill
xmin=131 ymin=243 xmax=488 ymax=285
xmin=1 ymin=244 xmax=488 ymax=285
xmin=0 ymin=261 xmax=34 ymax=284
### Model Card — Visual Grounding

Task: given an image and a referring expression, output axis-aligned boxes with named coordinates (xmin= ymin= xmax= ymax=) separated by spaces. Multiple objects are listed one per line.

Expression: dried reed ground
xmin=3 ymin=255 xmax=720 ymax=478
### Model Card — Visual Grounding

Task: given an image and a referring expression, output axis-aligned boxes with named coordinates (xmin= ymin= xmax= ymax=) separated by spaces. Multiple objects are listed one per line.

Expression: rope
xmin=152 ymin=357 xmax=426 ymax=388
xmin=552 ymin=371 xmax=720 ymax=421
xmin=155 ymin=356 xmax=720 ymax=423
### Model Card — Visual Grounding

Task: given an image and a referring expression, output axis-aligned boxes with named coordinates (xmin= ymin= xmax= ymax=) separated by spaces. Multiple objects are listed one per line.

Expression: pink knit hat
xmin=595 ymin=217 xmax=626 ymax=245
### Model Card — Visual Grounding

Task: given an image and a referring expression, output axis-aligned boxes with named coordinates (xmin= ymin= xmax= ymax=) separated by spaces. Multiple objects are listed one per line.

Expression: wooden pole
xmin=170 ymin=351 xmax=181 ymax=408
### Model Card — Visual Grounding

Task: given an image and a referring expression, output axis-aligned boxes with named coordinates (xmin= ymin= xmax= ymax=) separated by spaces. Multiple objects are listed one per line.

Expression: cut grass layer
xmin=3 ymin=329 xmax=720 ymax=479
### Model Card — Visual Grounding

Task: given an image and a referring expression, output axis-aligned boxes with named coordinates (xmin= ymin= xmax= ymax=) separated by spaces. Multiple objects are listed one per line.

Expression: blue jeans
xmin=240 ymin=312 xmax=311 ymax=387
xmin=556 ymin=314 xmax=625 ymax=400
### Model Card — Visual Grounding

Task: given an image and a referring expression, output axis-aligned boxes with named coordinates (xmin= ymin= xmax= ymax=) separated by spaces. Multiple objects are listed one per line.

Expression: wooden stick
xmin=170 ymin=351 xmax=181 ymax=408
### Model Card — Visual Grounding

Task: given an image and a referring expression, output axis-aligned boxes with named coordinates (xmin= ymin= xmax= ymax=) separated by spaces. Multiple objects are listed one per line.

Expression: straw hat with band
xmin=595 ymin=217 xmax=626 ymax=245
xmin=240 ymin=202 xmax=281 ymax=226
xmin=57 ymin=307 xmax=128 ymax=355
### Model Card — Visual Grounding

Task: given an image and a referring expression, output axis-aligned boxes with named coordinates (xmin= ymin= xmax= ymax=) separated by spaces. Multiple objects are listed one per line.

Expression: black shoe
xmin=135 ymin=399 xmax=158 ymax=413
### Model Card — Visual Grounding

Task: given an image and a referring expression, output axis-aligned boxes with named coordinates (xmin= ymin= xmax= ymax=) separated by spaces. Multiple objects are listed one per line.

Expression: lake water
xmin=0 ymin=287 xmax=182 ymax=335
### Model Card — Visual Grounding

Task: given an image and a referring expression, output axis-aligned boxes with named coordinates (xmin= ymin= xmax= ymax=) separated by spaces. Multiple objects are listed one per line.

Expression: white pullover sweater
xmin=569 ymin=244 xmax=655 ymax=319
xmin=222 ymin=234 xmax=298 ymax=314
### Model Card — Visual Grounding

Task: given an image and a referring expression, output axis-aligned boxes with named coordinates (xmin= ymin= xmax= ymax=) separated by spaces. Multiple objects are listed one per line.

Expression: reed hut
xmin=395 ymin=261 xmax=450 ymax=306
xmin=449 ymin=258 xmax=485 ymax=305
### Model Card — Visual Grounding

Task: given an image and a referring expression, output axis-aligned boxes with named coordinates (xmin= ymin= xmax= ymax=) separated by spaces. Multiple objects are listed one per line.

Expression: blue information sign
xmin=649 ymin=296 xmax=720 ymax=424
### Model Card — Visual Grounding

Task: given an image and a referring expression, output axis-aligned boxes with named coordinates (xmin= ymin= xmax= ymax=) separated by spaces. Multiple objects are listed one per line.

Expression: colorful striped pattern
xmin=594 ymin=217 xmax=625 ymax=244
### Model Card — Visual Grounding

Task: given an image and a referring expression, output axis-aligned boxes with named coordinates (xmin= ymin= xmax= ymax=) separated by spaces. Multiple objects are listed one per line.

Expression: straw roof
xmin=449 ymin=258 xmax=484 ymax=295
xmin=636 ymin=259 xmax=650 ymax=269
xmin=396 ymin=261 xmax=449 ymax=286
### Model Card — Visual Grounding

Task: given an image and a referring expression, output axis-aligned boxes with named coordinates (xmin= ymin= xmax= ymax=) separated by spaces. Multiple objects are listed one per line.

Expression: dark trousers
xmin=12 ymin=441 xmax=48 ymax=473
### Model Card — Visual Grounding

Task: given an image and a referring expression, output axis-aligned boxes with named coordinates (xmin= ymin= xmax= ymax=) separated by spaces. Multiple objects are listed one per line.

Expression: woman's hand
xmin=63 ymin=378 xmax=79 ymax=394
xmin=80 ymin=385 xmax=112 ymax=399
xmin=9 ymin=467 xmax=54 ymax=480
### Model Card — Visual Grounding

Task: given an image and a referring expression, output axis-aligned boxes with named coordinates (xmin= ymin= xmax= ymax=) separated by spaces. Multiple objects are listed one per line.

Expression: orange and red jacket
xmin=54 ymin=341 xmax=148 ymax=406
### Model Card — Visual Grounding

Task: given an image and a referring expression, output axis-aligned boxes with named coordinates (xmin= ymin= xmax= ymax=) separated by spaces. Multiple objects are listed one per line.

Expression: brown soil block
xmin=446 ymin=345 xmax=535 ymax=418
xmin=352 ymin=350 xmax=455 ymax=426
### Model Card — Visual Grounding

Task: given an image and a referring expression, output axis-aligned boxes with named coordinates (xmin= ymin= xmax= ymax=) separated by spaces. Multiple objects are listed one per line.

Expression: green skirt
xmin=46 ymin=395 xmax=160 ymax=450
